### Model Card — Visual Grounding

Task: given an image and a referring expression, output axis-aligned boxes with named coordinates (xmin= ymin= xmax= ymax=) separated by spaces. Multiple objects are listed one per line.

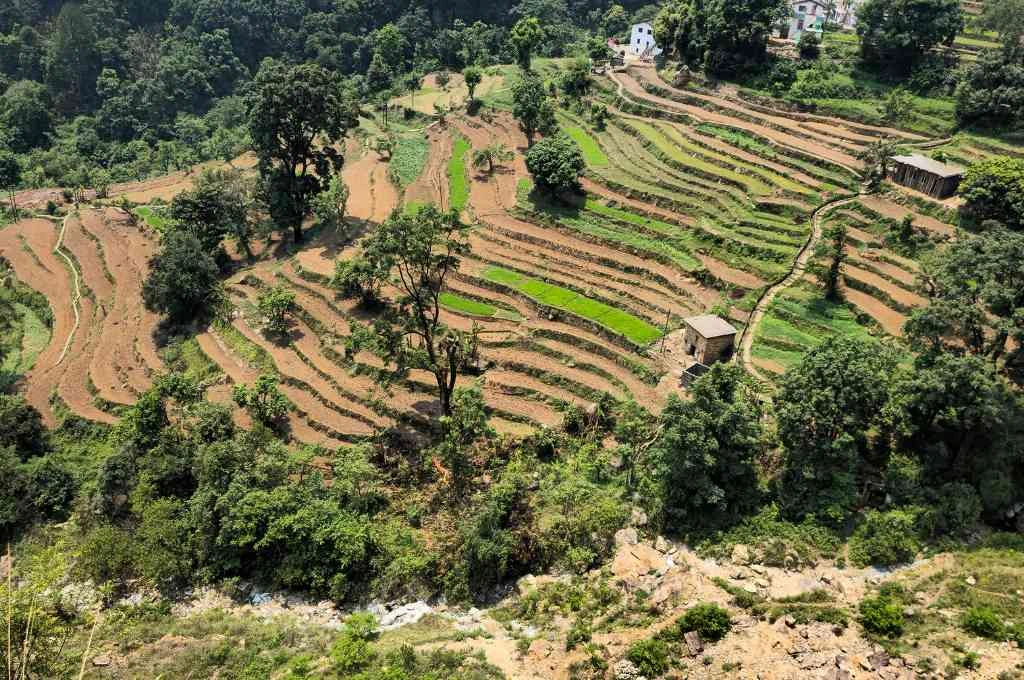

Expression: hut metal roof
xmin=684 ymin=314 xmax=738 ymax=339
xmin=891 ymin=154 xmax=964 ymax=179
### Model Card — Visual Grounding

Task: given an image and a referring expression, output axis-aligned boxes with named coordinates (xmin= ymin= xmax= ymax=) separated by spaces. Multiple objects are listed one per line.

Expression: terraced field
xmin=0 ymin=60 xmax=1003 ymax=449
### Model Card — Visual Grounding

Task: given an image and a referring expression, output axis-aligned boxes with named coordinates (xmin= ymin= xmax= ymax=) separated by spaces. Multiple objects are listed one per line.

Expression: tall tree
xmin=856 ymin=0 xmax=962 ymax=72
xmin=350 ymin=205 xmax=476 ymax=416
xmin=643 ymin=364 xmax=764 ymax=531
xmin=511 ymin=71 xmax=556 ymax=145
xmin=0 ymin=149 xmax=20 ymax=220
xmin=904 ymin=227 xmax=1024 ymax=368
xmin=977 ymin=0 xmax=1024 ymax=59
xmin=778 ymin=337 xmax=897 ymax=522
xmin=509 ymin=16 xmax=543 ymax=71
xmin=524 ymin=134 xmax=586 ymax=196
xmin=811 ymin=223 xmax=848 ymax=301
xmin=0 ymin=80 xmax=50 ymax=151
xmin=44 ymin=3 xmax=102 ymax=115
xmin=958 ymin=156 xmax=1024 ymax=232
xmin=142 ymin=231 xmax=222 ymax=325
xmin=247 ymin=60 xmax=357 ymax=243
xmin=168 ymin=168 xmax=250 ymax=259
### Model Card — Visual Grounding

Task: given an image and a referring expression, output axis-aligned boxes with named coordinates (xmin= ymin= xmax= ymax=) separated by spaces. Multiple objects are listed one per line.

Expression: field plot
xmin=3 ymin=58 xmax=1014 ymax=448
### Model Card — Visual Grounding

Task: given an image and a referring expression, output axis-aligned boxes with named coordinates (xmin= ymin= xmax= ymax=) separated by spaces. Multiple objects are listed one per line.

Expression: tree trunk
xmin=292 ymin=221 xmax=303 ymax=243
xmin=438 ymin=375 xmax=452 ymax=417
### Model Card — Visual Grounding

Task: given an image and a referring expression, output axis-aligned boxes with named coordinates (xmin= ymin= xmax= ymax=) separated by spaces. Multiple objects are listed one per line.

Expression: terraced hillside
xmin=0 ymin=60 xmax=1003 ymax=447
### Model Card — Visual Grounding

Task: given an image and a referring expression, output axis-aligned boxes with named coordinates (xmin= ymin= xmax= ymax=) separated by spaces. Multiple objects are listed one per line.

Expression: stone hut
xmin=888 ymin=154 xmax=964 ymax=199
xmin=682 ymin=315 xmax=738 ymax=365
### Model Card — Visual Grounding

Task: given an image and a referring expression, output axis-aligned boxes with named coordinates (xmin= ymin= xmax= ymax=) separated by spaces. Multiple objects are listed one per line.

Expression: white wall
xmin=628 ymin=22 xmax=662 ymax=56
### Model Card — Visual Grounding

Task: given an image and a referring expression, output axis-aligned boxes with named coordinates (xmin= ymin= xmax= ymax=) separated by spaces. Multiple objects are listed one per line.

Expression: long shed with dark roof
xmin=888 ymin=154 xmax=964 ymax=199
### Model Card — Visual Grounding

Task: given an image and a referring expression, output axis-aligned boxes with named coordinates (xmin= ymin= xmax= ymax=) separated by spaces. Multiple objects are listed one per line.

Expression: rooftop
xmin=684 ymin=314 xmax=738 ymax=339
xmin=891 ymin=154 xmax=964 ymax=179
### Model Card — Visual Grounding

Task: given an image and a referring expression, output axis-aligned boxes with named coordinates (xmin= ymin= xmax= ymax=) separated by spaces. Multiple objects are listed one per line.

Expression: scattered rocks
xmin=822 ymin=668 xmax=851 ymax=680
xmin=379 ymin=601 xmax=432 ymax=630
xmin=654 ymin=536 xmax=669 ymax=553
xmin=965 ymin=575 xmax=977 ymax=586
xmin=613 ymin=659 xmax=642 ymax=680
xmin=868 ymin=650 xmax=890 ymax=669
xmin=750 ymin=564 xmax=767 ymax=575
xmin=784 ymin=615 xmax=797 ymax=628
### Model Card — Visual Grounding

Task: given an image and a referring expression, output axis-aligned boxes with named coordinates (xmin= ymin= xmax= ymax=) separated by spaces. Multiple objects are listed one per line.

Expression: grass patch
xmin=134 ymin=206 xmax=172 ymax=231
xmin=563 ymin=125 xmax=609 ymax=167
xmin=390 ymin=134 xmax=431 ymax=189
xmin=162 ymin=335 xmax=224 ymax=386
xmin=481 ymin=266 xmax=662 ymax=345
xmin=440 ymin=292 xmax=522 ymax=320
xmin=213 ymin=321 xmax=277 ymax=376
xmin=448 ymin=134 xmax=471 ymax=212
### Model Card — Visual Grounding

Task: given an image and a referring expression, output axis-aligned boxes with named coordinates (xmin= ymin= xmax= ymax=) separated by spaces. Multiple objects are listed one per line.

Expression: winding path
xmin=737 ymin=193 xmax=864 ymax=381
xmin=51 ymin=212 xmax=83 ymax=367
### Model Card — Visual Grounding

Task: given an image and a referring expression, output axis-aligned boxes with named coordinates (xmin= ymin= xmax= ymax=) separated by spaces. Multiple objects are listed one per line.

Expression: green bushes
xmin=849 ymin=509 xmax=921 ymax=567
xmin=676 ymin=603 xmax=732 ymax=642
xmin=626 ymin=638 xmax=670 ymax=677
xmin=859 ymin=593 xmax=905 ymax=638
xmin=961 ymin=607 xmax=1006 ymax=640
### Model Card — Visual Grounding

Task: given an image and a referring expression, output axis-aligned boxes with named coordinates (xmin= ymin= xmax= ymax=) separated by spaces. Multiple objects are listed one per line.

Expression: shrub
xmin=625 ymin=638 xmax=669 ymax=678
xmin=677 ymin=602 xmax=732 ymax=642
xmin=798 ymin=32 xmax=821 ymax=60
xmin=961 ymin=607 xmax=1005 ymax=640
xmin=859 ymin=595 xmax=904 ymax=638
xmin=932 ymin=483 xmax=982 ymax=537
xmin=256 ymin=285 xmax=296 ymax=336
xmin=849 ymin=509 xmax=921 ymax=567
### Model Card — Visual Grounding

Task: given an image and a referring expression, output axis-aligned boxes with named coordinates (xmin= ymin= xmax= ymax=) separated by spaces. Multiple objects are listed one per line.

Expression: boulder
xmin=654 ymin=536 xmax=669 ymax=553
xmin=684 ymin=631 xmax=704 ymax=656
xmin=615 ymin=528 xmax=639 ymax=547
xmin=731 ymin=544 xmax=751 ymax=565
xmin=613 ymin=659 xmax=642 ymax=680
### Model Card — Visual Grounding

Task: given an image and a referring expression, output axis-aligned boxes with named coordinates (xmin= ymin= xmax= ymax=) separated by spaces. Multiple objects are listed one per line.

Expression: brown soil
xmin=404 ymin=127 xmax=451 ymax=210
xmin=848 ymin=248 xmax=919 ymax=287
xmin=486 ymin=346 xmax=627 ymax=400
xmin=0 ymin=219 xmax=104 ymax=424
xmin=753 ymin=356 xmax=786 ymax=374
xmin=841 ymin=285 xmax=908 ymax=336
xmin=484 ymin=369 xmax=592 ymax=409
xmin=859 ymin=195 xmax=956 ymax=237
xmin=343 ymin=142 xmax=399 ymax=224
xmin=535 ymin=337 xmax=662 ymax=409
xmin=843 ymin=264 xmax=927 ymax=309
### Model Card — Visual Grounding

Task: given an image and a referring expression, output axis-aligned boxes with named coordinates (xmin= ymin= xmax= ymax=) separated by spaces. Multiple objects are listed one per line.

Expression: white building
xmin=776 ymin=0 xmax=860 ymax=41
xmin=777 ymin=0 xmax=829 ymax=41
xmin=628 ymin=22 xmax=662 ymax=57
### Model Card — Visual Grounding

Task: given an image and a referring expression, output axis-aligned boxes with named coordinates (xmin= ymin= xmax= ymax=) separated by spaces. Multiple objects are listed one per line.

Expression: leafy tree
xmin=471 ymin=143 xmax=514 ymax=174
xmin=559 ymin=58 xmax=592 ymax=98
xmin=333 ymin=256 xmax=390 ymax=306
xmin=601 ymin=4 xmax=630 ymax=37
xmin=954 ymin=50 xmax=1024 ymax=131
xmin=350 ymin=205 xmax=475 ymax=416
xmin=512 ymin=71 xmax=557 ymax=145
xmin=433 ymin=385 xmax=495 ymax=492
xmin=524 ymin=134 xmax=586 ymax=196
xmin=978 ymin=0 xmax=1024 ymax=59
xmin=142 ymin=231 xmax=223 ymax=325
xmin=778 ymin=338 xmax=897 ymax=522
xmin=1 ymin=79 xmax=50 ymax=151
xmin=232 ymin=374 xmax=290 ymax=428
xmin=655 ymin=0 xmax=790 ymax=75
xmin=0 ymin=149 xmax=20 ymax=218
xmin=858 ymin=138 xmax=899 ymax=191
xmin=904 ymin=228 xmax=1024 ymax=366
xmin=643 ymin=364 xmax=763 ymax=531
xmin=883 ymin=87 xmax=913 ymax=123
xmin=169 ymin=168 xmax=249 ymax=258
xmin=463 ymin=65 xmax=483 ymax=102
xmin=959 ymin=156 xmax=1024 ymax=231
xmin=509 ymin=16 xmax=543 ymax=71
xmin=849 ymin=509 xmax=921 ymax=566
xmin=860 ymin=593 xmax=905 ymax=637
xmin=0 ymin=395 xmax=48 ymax=459
xmin=257 ymin=285 xmax=297 ymax=336
xmin=811 ymin=223 xmax=848 ymax=301
xmin=45 ymin=3 xmax=102 ymax=115
xmin=856 ymin=0 xmax=962 ymax=72
xmin=311 ymin=175 xmax=350 ymax=231
xmin=247 ymin=60 xmax=357 ymax=243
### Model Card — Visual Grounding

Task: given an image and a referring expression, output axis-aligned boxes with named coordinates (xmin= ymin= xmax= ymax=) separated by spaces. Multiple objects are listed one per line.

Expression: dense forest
xmin=0 ymin=0 xmax=658 ymax=188
xmin=2 ymin=0 xmax=1024 ymax=677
